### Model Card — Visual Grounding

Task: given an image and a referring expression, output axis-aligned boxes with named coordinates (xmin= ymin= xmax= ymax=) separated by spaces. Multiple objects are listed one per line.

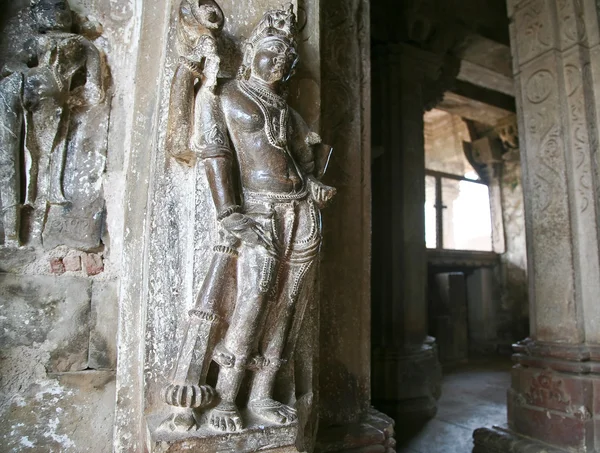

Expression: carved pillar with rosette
xmin=473 ymin=0 xmax=600 ymax=451
xmin=371 ymin=42 xmax=446 ymax=421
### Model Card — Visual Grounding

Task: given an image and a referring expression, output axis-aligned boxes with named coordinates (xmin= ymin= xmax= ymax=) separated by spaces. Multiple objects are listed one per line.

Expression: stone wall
xmin=0 ymin=0 xmax=138 ymax=450
xmin=0 ymin=0 xmax=382 ymax=450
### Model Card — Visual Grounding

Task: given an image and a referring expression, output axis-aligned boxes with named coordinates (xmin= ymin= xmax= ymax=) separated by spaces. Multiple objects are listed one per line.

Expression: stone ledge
xmin=372 ymin=341 xmax=442 ymax=422
xmin=473 ymin=426 xmax=568 ymax=453
xmin=315 ymin=408 xmax=395 ymax=453
xmin=149 ymin=414 xmax=299 ymax=453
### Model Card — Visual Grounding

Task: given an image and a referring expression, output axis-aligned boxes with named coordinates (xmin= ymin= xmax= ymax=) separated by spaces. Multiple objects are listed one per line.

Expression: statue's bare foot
xmin=209 ymin=401 xmax=243 ymax=432
xmin=158 ymin=410 xmax=195 ymax=431
xmin=248 ymin=398 xmax=297 ymax=425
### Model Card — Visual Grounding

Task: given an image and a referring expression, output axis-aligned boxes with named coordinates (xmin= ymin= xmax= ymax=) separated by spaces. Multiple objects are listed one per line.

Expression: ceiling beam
xmin=457 ymin=60 xmax=515 ymax=97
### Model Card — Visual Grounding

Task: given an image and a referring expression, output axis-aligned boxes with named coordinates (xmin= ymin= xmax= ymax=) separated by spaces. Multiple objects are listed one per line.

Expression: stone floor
xmin=396 ymin=357 xmax=512 ymax=453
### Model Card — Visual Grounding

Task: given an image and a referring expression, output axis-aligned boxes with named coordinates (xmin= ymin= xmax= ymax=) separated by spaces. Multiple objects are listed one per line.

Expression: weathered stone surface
xmin=42 ymin=97 xmax=110 ymax=251
xmin=0 ymin=248 xmax=36 ymax=273
xmin=150 ymin=416 xmax=299 ymax=453
xmin=0 ymin=371 xmax=115 ymax=453
xmin=315 ymin=409 xmax=395 ymax=453
xmin=43 ymin=201 xmax=106 ymax=252
xmin=89 ymin=280 xmax=118 ymax=370
xmin=0 ymin=346 xmax=50 ymax=411
xmin=0 ymin=274 xmax=91 ymax=372
xmin=0 ymin=0 xmax=109 ymax=251
xmin=0 ymin=72 xmax=23 ymax=247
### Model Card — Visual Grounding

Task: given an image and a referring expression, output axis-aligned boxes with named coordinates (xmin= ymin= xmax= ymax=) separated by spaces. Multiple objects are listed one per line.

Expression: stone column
xmin=474 ymin=0 xmax=600 ymax=450
xmin=495 ymin=114 xmax=529 ymax=345
xmin=371 ymin=43 xmax=443 ymax=421
xmin=314 ymin=1 xmax=397 ymax=451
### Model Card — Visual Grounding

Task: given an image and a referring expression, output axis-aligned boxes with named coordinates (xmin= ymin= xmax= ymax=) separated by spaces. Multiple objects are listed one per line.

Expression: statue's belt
xmin=243 ymin=188 xmax=308 ymax=204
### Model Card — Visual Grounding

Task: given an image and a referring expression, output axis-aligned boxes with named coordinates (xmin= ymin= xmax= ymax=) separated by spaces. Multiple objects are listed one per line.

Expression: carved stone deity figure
xmin=0 ymin=0 xmax=104 ymax=246
xmin=161 ymin=2 xmax=335 ymax=436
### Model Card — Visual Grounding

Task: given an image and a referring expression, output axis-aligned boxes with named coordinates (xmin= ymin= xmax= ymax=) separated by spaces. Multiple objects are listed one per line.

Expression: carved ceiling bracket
xmin=494 ymin=113 xmax=519 ymax=153
xmin=373 ymin=42 xmax=460 ymax=112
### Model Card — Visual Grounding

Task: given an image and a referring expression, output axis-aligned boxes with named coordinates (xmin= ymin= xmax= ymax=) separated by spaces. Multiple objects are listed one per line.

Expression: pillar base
xmin=473 ymin=426 xmax=567 ymax=453
xmin=372 ymin=337 xmax=442 ymax=422
xmin=474 ymin=339 xmax=600 ymax=452
xmin=315 ymin=408 xmax=396 ymax=453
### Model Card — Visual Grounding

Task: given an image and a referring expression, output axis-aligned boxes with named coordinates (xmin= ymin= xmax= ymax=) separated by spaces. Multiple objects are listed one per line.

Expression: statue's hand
xmin=308 ymin=177 xmax=336 ymax=208
xmin=67 ymin=85 xmax=103 ymax=109
xmin=221 ymin=213 xmax=275 ymax=253
xmin=23 ymin=67 xmax=62 ymax=109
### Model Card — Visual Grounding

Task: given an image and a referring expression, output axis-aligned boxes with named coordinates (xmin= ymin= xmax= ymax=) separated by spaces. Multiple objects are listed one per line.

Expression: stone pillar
xmin=371 ymin=43 xmax=443 ymax=421
xmin=314 ymin=1 xmax=397 ymax=451
xmin=474 ymin=0 xmax=600 ymax=450
xmin=495 ymin=114 xmax=529 ymax=345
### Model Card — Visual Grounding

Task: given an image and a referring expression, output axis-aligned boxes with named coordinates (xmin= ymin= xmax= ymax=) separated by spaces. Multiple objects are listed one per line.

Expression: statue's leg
xmin=28 ymin=104 xmax=63 ymax=243
xmin=47 ymin=106 xmax=70 ymax=205
xmin=248 ymin=200 xmax=321 ymax=424
xmin=0 ymin=73 xmax=24 ymax=246
xmin=209 ymin=243 xmax=277 ymax=432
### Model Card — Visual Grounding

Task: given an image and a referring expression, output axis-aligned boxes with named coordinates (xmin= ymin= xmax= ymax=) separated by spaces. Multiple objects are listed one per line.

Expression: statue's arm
xmin=289 ymin=108 xmax=336 ymax=207
xmin=69 ymin=39 xmax=104 ymax=107
xmin=83 ymin=40 xmax=104 ymax=103
xmin=192 ymin=88 xmax=275 ymax=251
xmin=288 ymin=109 xmax=316 ymax=175
xmin=1 ymin=39 xmax=37 ymax=77
xmin=192 ymin=88 xmax=239 ymax=219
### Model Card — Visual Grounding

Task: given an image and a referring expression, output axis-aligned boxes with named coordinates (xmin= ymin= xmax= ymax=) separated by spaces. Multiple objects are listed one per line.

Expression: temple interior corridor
xmin=397 ymin=358 xmax=512 ymax=453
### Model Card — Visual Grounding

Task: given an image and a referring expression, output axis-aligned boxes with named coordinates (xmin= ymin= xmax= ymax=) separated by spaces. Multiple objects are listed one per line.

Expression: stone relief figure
xmin=0 ymin=0 xmax=105 ymax=247
xmin=161 ymin=2 xmax=335 ymax=435
xmin=166 ymin=0 xmax=224 ymax=166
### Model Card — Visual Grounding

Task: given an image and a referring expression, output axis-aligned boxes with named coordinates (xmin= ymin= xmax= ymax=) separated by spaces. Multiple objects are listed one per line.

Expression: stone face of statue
xmin=31 ymin=0 xmax=73 ymax=32
xmin=249 ymin=37 xmax=297 ymax=85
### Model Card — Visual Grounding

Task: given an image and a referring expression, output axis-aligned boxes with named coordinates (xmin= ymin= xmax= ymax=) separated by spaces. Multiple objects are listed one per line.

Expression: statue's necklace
xmin=239 ymin=79 xmax=288 ymax=150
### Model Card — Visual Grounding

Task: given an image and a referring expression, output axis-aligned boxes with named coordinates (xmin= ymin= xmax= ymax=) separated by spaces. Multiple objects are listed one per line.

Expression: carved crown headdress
xmin=238 ymin=4 xmax=298 ymax=81
xmin=247 ymin=3 xmax=297 ymax=46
